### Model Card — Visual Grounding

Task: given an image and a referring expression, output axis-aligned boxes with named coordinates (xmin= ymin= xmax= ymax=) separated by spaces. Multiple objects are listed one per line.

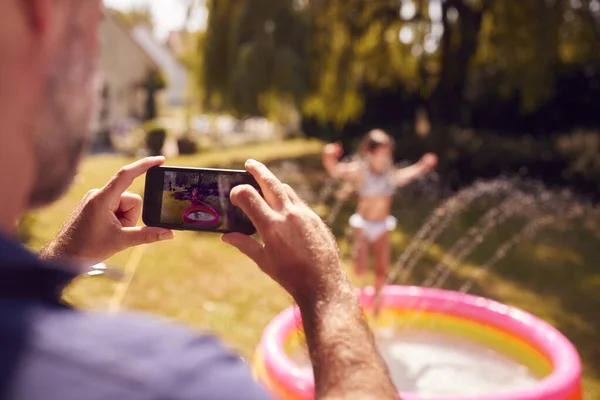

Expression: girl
xmin=191 ymin=187 xmax=200 ymax=206
xmin=322 ymin=129 xmax=438 ymax=290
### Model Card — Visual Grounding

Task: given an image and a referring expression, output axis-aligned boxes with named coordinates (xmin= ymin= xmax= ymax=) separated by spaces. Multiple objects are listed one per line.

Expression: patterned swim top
xmin=359 ymin=169 xmax=396 ymax=196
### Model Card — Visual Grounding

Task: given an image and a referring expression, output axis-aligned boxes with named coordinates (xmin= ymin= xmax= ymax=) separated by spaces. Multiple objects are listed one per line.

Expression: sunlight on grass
xmin=33 ymin=139 xmax=319 ymax=357
xmin=532 ymin=244 xmax=584 ymax=266
xmin=28 ymin=138 xmax=600 ymax=397
xmin=161 ymin=192 xmax=189 ymax=224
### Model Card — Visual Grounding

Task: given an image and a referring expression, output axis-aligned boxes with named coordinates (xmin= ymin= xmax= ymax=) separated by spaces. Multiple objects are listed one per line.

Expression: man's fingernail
xmin=246 ymin=159 xmax=257 ymax=166
xmin=159 ymin=230 xmax=174 ymax=240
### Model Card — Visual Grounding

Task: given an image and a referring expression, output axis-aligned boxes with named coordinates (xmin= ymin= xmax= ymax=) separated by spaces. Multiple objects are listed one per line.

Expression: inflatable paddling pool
xmin=253 ymin=286 xmax=581 ymax=400
xmin=183 ymin=205 xmax=220 ymax=226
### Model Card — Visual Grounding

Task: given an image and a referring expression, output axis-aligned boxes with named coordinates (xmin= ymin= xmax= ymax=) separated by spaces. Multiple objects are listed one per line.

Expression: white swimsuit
xmin=349 ymin=169 xmax=397 ymax=242
xmin=349 ymin=214 xmax=397 ymax=242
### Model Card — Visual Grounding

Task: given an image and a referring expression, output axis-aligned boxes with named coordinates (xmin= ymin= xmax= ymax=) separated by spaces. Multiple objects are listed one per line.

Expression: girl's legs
xmin=353 ymin=228 xmax=369 ymax=279
xmin=373 ymin=231 xmax=391 ymax=292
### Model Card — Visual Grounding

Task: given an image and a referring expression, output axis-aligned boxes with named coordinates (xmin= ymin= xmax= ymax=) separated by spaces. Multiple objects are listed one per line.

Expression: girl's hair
xmin=360 ymin=129 xmax=395 ymax=154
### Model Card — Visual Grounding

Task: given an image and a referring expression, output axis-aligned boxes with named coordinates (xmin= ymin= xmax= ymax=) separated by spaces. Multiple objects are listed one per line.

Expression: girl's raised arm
xmin=322 ymin=143 xmax=362 ymax=182
xmin=394 ymin=153 xmax=438 ymax=188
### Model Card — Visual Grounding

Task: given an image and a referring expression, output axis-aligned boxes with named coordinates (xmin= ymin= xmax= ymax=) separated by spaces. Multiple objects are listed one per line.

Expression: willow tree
xmin=297 ymin=0 xmax=497 ymax=156
xmin=200 ymin=0 xmax=600 ymax=134
xmin=473 ymin=0 xmax=600 ymax=113
xmin=203 ymin=0 xmax=308 ymax=124
xmin=302 ymin=0 xmax=409 ymax=126
xmin=113 ymin=6 xmax=154 ymax=29
xmin=201 ymin=0 xmax=495 ymax=129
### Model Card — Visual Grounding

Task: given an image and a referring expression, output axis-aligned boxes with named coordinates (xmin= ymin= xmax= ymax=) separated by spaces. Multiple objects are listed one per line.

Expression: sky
xmin=104 ymin=0 xmax=207 ymax=40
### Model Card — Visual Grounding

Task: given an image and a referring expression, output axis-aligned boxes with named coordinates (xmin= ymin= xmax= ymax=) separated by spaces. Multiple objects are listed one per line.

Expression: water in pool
xmin=291 ymin=328 xmax=540 ymax=397
xmin=188 ymin=210 xmax=215 ymax=221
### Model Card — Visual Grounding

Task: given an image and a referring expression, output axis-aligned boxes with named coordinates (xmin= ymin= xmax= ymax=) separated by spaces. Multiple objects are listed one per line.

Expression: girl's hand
xmin=323 ymin=142 xmax=360 ymax=181
xmin=323 ymin=142 xmax=343 ymax=160
xmin=419 ymin=153 xmax=438 ymax=171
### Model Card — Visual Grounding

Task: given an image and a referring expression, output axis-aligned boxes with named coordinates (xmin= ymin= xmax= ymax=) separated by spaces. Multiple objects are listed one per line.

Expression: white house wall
xmin=131 ymin=25 xmax=189 ymax=107
xmin=99 ymin=15 xmax=160 ymax=130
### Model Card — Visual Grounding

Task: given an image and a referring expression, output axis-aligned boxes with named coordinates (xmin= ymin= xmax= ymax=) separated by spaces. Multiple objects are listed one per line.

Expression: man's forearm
xmin=38 ymin=241 xmax=61 ymax=262
xmin=296 ymin=283 xmax=398 ymax=399
xmin=38 ymin=239 xmax=94 ymax=272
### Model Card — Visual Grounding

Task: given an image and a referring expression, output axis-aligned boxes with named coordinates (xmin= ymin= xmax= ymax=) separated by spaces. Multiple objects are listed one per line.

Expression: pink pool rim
xmin=182 ymin=205 xmax=219 ymax=225
xmin=253 ymin=286 xmax=582 ymax=400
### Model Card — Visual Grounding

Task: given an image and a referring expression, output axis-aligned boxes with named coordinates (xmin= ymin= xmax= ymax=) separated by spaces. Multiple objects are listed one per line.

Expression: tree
xmin=200 ymin=0 xmax=600 ymax=134
xmin=113 ymin=6 xmax=154 ymax=30
xmin=200 ymin=0 xmax=494 ymax=131
xmin=142 ymin=69 xmax=167 ymax=121
xmin=203 ymin=0 xmax=308 ymax=122
xmin=472 ymin=0 xmax=600 ymax=113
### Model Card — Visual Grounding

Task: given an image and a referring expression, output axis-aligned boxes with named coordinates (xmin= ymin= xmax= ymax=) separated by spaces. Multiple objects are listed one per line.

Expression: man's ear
xmin=22 ymin=0 xmax=52 ymax=33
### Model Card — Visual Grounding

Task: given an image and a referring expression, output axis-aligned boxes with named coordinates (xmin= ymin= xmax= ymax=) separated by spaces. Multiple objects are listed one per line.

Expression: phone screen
xmin=144 ymin=167 xmax=260 ymax=234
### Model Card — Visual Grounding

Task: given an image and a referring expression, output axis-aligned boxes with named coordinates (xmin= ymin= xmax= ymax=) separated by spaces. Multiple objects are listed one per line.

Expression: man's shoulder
xmin=86 ymin=311 xmax=270 ymax=399
xmin=1 ymin=303 xmax=271 ymax=400
xmin=0 ymin=236 xmax=270 ymax=399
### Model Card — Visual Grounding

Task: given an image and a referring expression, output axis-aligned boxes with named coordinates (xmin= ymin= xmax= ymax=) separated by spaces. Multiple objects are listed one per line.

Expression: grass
xmin=160 ymin=192 xmax=189 ymax=224
xmin=26 ymin=138 xmax=600 ymax=399
xmin=28 ymin=139 xmax=323 ymax=352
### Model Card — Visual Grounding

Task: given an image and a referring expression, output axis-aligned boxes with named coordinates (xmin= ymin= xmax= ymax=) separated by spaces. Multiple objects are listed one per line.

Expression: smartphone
xmin=143 ymin=166 xmax=261 ymax=235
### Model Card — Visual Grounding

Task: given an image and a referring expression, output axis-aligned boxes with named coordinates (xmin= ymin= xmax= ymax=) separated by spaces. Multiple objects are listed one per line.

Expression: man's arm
xmin=297 ymin=285 xmax=397 ymax=399
xmin=43 ymin=156 xmax=396 ymax=398
xmin=394 ymin=153 xmax=438 ymax=188
xmin=39 ymin=157 xmax=174 ymax=269
xmin=224 ymin=160 xmax=397 ymax=399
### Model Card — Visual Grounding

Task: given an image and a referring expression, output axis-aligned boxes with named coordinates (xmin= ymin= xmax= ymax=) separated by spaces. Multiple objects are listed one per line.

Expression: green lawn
xmin=161 ymin=191 xmax=190 ymax=224
xmin=26 ymin=138 xmax=600 ymax=398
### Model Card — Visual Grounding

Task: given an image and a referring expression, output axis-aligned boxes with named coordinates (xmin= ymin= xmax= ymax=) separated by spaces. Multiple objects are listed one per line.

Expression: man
xmin=0 ymin=1 xmax=397 ymax=399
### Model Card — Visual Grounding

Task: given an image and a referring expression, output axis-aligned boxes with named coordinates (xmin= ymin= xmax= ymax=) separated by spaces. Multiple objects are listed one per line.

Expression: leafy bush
xmin=177 ymin=135 xmax=198 ymax=155
xmin=144 ymin=121 xmax=167 ymax=156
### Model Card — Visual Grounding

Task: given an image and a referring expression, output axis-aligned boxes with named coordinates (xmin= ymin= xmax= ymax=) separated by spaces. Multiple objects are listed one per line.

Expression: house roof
xmin=104 ymin=10 xmax=162 ymax=72
xmin=130 ymin=25 xmax=187 ymax=76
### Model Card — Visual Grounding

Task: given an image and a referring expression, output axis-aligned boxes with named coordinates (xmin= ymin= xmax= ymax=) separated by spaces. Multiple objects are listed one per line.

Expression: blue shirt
xmin=0 ymin=236 xmax=271 ymax=400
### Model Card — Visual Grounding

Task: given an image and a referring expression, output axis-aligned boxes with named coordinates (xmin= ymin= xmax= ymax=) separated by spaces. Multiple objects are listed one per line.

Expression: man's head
xmin=0 ymin=0 xmax=102 ymax=224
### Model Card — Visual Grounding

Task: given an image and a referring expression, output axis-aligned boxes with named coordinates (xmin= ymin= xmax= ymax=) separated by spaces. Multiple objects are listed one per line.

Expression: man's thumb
xmin=222 ymin=233 xmax=265 ymax=266
xmin=121 ymin=226 xmax=174 ymax=247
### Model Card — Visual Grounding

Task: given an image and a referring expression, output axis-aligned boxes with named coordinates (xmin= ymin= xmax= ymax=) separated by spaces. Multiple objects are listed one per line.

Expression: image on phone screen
xmin=145 ymin=168 xmax=259 ymax=234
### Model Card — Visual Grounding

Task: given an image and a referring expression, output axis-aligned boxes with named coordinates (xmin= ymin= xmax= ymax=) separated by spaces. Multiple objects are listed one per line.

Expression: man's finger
xmin=117 ymin=192 xmax=143 ymax=228
xmin=282 ymin=184 xmax=302 ymax=205
xmin=222 ymin=233 xmax=266 ymax=267
xmin=245 ymin=159 xmax=290 ymax=210
xmin=230 ymin=184 xmax=274 ymax=234
xmin=100 ymin=157 xmax=165 ymax=199
xmin=121 ymin=226 xmax=174 ymax=247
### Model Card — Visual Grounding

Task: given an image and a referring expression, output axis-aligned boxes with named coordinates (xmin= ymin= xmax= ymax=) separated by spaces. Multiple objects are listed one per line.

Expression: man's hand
xmin=223 ymin=160 xmax=397 ymax=399
xmin=40 ymin=157 xmax=174 ymax=268
xmin=222 ymin=159 xmax=346 ymax=302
